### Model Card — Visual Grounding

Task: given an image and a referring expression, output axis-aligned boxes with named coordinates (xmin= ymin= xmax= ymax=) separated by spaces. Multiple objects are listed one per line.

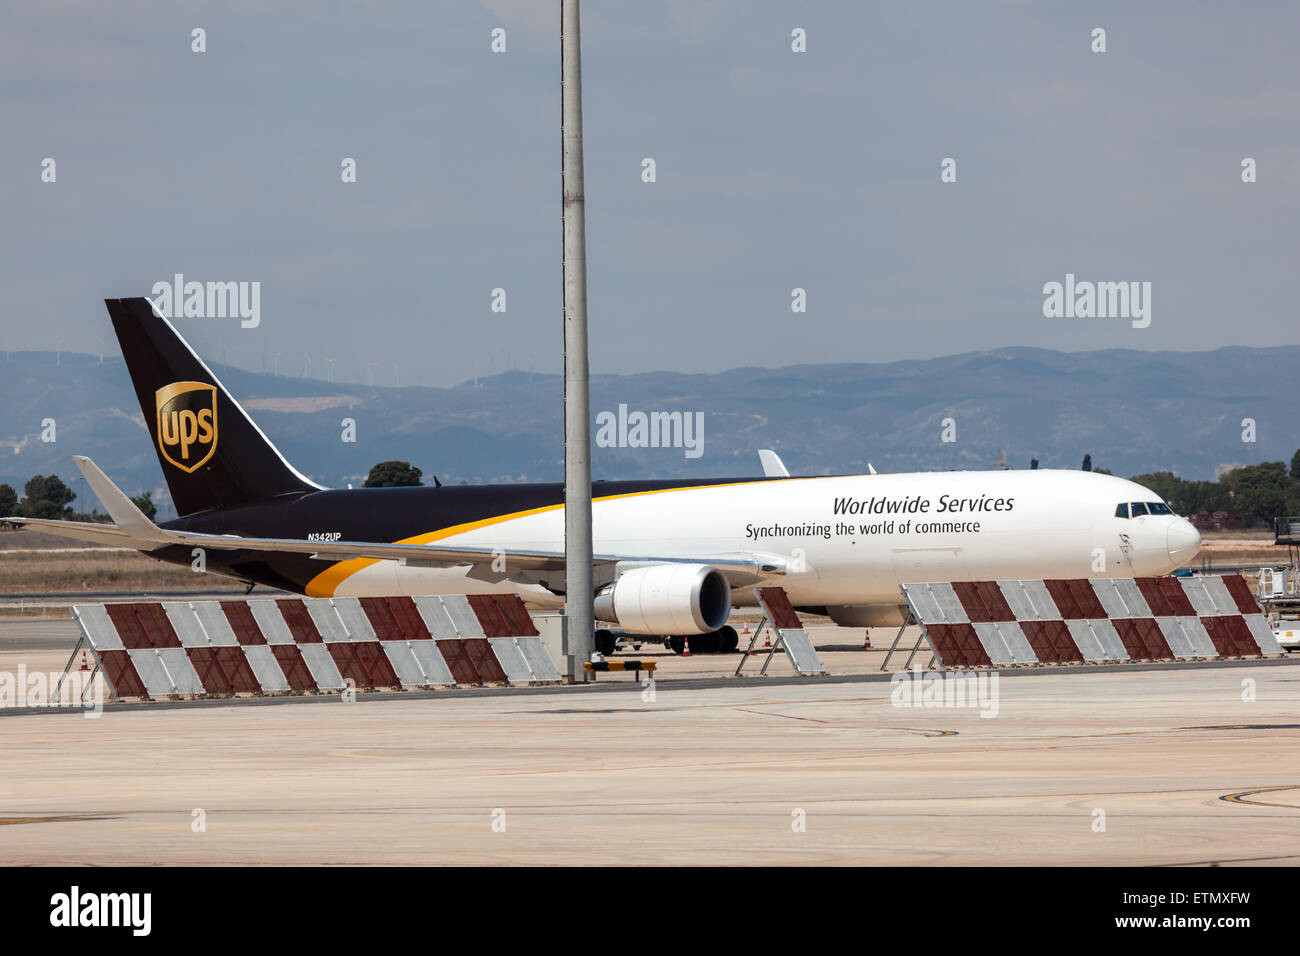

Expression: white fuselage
xmin=328 ymin=470 xmax=1201 ymax=615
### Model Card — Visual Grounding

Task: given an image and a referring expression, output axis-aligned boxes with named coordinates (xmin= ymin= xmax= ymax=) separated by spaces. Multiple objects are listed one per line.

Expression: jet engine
xmin=593 ymin=563 xmax=731 ymax=635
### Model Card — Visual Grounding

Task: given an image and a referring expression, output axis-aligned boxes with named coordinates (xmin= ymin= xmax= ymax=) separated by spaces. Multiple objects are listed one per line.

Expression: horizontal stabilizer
xmin=0 ymin=516 xmax=142 ymax=548
xmin=73 ymin=455 xmax=169 ymax=544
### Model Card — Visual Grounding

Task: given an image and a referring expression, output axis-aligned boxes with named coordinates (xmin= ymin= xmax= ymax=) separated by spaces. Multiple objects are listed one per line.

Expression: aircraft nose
xmin=1167 ymin=519 xmax=1201 ymax=563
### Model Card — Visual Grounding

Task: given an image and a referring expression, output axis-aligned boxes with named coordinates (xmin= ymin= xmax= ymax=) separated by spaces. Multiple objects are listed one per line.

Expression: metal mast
xmin=561 ymin=0 xmax=593 ymax=679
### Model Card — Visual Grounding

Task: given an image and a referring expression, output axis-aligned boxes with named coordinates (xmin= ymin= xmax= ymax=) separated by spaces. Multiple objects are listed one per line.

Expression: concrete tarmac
xmin=1 ymin=618 xmax=1298 ymax=865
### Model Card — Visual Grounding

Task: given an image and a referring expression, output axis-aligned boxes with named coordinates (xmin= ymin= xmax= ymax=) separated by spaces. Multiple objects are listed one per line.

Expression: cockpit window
xmin=1116 ymin=501 xmax=1173 ymax=518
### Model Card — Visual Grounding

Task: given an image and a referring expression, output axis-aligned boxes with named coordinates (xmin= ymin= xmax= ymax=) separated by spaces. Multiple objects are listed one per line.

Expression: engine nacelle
xmin=593 ymin=564 xmax=731 ymax=635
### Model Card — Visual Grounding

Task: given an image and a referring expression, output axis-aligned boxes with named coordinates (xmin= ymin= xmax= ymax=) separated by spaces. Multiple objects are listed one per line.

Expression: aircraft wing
xmin=115 ymin=528 xmax=788 ymax=585
xmin=2 ymin=457 xmax=788 ymax=587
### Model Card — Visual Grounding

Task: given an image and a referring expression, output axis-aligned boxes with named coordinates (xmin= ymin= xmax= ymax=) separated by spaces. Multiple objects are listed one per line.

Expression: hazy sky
xmin=2 ymin=1 xmax=1297 ymax=387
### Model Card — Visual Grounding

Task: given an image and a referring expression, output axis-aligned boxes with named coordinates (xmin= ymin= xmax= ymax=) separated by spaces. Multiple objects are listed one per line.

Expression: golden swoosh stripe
xmin=305 ymin=479 xmax=806 ymax=597
xmin=305 ymin=502 xmax=559 ymax=597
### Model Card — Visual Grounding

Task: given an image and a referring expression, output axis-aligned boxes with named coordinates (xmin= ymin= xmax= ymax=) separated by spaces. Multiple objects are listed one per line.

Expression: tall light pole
xmin=561 ymin=0 xmax=593 ymax=679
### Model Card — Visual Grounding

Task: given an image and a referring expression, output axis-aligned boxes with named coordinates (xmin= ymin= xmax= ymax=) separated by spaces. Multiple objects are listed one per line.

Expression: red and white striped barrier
xmin=894 ymin=575 xmax=1283 ymax=669
xmin=71 ymin=594 xmax=560 ymax=700
xmin=735 ymin=586 xmax=826 ymax=676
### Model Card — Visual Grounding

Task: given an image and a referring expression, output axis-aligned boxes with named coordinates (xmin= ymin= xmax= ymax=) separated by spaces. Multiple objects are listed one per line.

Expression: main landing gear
xmin=594 ymin=625 xmax=740 ymax=656
xmin=665 ymin=625 xmax=739 ymax=655
xmin=594 ymin=629 xmax=642 ymax=657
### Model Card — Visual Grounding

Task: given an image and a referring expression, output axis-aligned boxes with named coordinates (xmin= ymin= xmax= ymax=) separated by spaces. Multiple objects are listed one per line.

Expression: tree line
xmin=1052 ymin=451 xmax=1300 ymax=526
xmin=0 ymin=461 xmax=422 ymax=524
xmin=0 ymin=475 xmax=155 ymax=522
xmin=4 ymin=454 xmax=1300 ymax=527
xmin=1130 ymin=455 xmax=1300 ymax=526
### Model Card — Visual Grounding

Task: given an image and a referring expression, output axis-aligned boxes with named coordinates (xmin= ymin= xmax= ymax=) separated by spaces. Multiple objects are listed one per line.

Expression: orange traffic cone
xmin=863 ymin=630 xmax=872 ymax=650
xmin=763 ymin=630 xmax=772 ymax=648
xmin=682 ymin=635 xmax=692 ymax=657
xmin=742 ymin=622 xmax=750 ymax=633
xmin=79 ymin=650 xmax=89 ymax=671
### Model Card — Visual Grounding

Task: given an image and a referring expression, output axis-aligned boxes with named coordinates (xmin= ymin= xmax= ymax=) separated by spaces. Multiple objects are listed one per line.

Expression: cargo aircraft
xmin=3 ymin=298 xmax=1202 ymax=654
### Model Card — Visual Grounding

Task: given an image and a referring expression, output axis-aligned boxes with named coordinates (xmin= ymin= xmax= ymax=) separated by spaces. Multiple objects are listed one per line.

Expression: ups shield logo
xmin=155 ymin=381 xmax=217 ymax=473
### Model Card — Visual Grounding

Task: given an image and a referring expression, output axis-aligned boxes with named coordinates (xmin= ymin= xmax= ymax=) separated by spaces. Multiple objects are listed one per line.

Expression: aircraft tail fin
xmin=105 ymin=297 xmax=324 ymax=517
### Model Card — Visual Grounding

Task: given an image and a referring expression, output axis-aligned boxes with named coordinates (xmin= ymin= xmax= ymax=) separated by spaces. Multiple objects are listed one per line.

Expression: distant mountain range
xmin=1 ymin=346 xmax=1296 ymax=519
